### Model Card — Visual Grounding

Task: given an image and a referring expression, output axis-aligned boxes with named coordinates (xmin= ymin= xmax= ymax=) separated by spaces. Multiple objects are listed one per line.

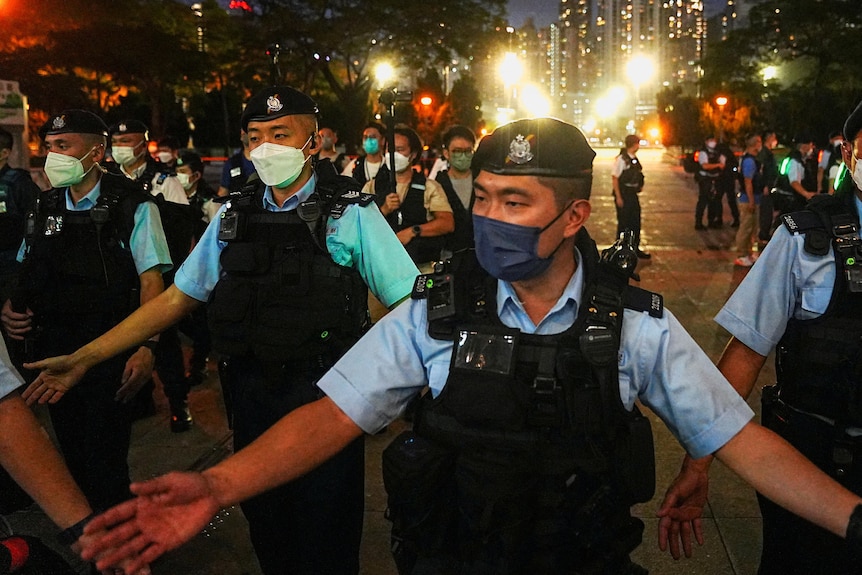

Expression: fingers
xmin=94 ymin=533 xmax=160 ymax=574
xmin=84 ymin=501 xmax=139 ymax=539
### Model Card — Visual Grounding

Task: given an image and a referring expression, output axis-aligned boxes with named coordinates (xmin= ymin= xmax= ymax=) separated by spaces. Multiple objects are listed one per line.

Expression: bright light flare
xmin=499 ymin=52 xmax=523 ymax=87
xmin=521 ymin=85 xmax=550 ymax=117
xmin=626 ymin=55 xmax=656 ymax=86
xmin=374 ymin=63 xmax=394 ymax=86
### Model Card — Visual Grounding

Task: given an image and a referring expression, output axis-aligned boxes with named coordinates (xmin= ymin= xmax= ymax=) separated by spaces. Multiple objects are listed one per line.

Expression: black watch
xmin=57 ymin=514 xmax=94 ymax=545
xmin=412 ymin=225 xmax=422 ymax=237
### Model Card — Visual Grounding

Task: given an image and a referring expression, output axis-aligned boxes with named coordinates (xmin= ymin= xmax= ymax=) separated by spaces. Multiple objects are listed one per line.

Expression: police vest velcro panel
xmin=23 ymin=183 xmax=144 ymax=357
xmin=207 ymin=184 xmax=369 ymax=363
xmin=777 ymin=195 xmax=862 ymax=424
xmin=394 ymin=233 xmax=657 ymax=572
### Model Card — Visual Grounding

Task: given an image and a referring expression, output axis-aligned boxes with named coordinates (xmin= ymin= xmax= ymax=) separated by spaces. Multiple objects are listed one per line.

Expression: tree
xmin=248 ymin=0 xmax=506 ymax=149
xmin=700 ymin=0 xmax=862 ymax=141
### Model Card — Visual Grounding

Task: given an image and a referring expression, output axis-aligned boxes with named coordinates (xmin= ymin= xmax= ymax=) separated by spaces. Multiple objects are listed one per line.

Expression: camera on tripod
xmin=378 ymin=87 xmax=413 ymax=107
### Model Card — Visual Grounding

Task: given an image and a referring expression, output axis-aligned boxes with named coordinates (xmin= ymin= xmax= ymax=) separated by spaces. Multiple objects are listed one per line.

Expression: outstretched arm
xmin=22 ymin=284 xmax=200 ymax=405
xmin=717 ymin=421 xmax=861 ymax=538
xmin=657 ymin=337 xmax=767 ymax=557
xmin=81 ymin=396 xmax=363 ymax=572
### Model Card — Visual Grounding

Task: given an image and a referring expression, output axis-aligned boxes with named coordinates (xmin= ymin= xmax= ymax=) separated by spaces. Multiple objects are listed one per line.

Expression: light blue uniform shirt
xmin=17 ymin=180 xmax=172 ymax=276
xmin=319 ymin=248 xmax=754 ymax=459
xmin=716 ymin=194 xmax=862 ymax=356
xmin=174 ymin=173 xmax=419 ymax=306
xmin=0 ymin=338 xmax=24 ymax=400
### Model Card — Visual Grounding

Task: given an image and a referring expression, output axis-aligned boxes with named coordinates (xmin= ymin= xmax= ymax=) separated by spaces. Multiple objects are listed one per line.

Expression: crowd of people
xmin=0 ymin=85 xmax=862 ymax=575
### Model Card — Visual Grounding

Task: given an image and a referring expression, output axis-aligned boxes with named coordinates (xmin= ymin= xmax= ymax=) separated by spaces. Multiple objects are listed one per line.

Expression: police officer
xmin=37 ymin=118 xmax=862 ymax=575
xmin=217 ymin=130 xmax=254 ymax=198
xmin=612 ymin=134 xmax=650 ymax=258
xmin=0 ymin=110 xmax=171 ymax=511
xmin=0 ymin=127 xmax=41 ymax=305
xmin=22 ymin=88 xmax=419 ymax=575
xmin=775 ymin=132 xmax=819 ymax=213
xmin=661 ymin=100 xmax=862 ymax=574
xmin=694 ymin=134 xmax=725 ymax=229
xmin=109 ymin=120 xmax=196 ymax=431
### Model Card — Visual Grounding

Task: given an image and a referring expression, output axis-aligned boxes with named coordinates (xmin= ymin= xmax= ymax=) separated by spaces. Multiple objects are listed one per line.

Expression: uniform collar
xmin=65 ymin=178 xmax=102 ymax=211
xmin=497 ymin=248 xmax=585 ymax=333
xmin=262 ymin=173 xmax=317 ymax=212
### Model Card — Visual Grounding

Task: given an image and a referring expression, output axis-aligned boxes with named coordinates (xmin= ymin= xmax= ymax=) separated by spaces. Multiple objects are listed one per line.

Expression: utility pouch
xmin=614 ymin=407 xmax=655 ymax=504
xmin=382 ymin=430 xmax=456 ymax=575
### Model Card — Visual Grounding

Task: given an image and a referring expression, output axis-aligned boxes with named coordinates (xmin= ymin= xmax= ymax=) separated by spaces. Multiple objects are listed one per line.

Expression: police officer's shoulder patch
xmin=330 ymin=189 xmax=376 ymax=220
xmin=624 ymin=286 xmax=663 ymax=318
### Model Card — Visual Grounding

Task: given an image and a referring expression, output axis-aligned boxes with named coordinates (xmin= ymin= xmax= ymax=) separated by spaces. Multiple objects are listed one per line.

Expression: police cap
xmin=241 ymin=86 xmax=319 ymax=131
xmin=472 ymin=117 xmax=594 ymax=178
xmin=108 ymin=120 xmax=149 ymax=139
xmin=39 ymin=110 xmax=108 ymax=141
xmin=844 ymin=98 xmax=862 ymax=142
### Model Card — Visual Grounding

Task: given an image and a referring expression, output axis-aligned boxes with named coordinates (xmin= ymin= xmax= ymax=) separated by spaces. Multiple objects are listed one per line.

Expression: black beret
xmin=39 ymin=110 xmax=108 ymax=140
xmin=473 ymin=117 xmax=594 ymax=178
xmin=177 ymin=150 xmax=203 ymax=174
xmin=108 ymin=119 xmax=149 ymax=138
xmin=241 ymin=86 xmax=319 ymax=131
xmin=793 ymin=132 xmax=814 ymax=145
xmin=844 ymin=98 xmax=862 ymax=142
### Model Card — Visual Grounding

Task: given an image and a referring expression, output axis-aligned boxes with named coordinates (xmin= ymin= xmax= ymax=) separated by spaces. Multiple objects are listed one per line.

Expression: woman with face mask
xmin=361 ymin=124 xmax=455 ymax=272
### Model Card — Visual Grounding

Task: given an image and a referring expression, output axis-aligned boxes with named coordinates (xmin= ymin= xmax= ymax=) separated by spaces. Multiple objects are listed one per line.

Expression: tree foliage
xmin=700 ymin=0 xmax=862 ymax=142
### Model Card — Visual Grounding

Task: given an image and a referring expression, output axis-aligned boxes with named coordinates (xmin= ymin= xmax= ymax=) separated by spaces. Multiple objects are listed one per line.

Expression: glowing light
xmin=374 ymin=63 xmax=394 ymax=86
xmin=762 ymin=66 xmax=778 ymax=81
xmin=499 ymin=52 xmax=523 ymax=87
xmin=715 ymin=96 xmax=728 ymax=107
xmin=626 ymin=55 xmax=656 ymax=87
xmin=420 ymin=96 xmax=433 ymax=106
xmin=521 ymin=85 xmax=550 ymax=117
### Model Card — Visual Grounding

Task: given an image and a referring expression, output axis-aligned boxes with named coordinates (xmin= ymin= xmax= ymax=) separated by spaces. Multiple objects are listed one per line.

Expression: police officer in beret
xmin=662 ymin=98 xmax=862 ymax=574
xmin=23 ymin=87 xmax=419 ymax=575
xmin=109 ymin=119 xmax=197 ymax=432
xmin=37 ymin=118 xmax=862 ymax=575
xmin=0 ymin=110 xmax=171 ymax=511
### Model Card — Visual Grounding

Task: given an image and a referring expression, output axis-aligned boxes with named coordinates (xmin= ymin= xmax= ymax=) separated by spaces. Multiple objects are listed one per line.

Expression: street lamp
xmin=374 ymin=62 xmax=394 ymax=87
xmin=625 ymin=55 xmax=656 ymax=127
xmin=715 ymin=96 xmax=728 ymax=141
xmin=499 ymin=52 xmax=523 ymax=115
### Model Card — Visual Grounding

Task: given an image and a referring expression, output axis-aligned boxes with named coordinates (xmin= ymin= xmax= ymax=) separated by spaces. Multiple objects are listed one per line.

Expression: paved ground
xmin=4 ymin=147 xmax=773 ymax=574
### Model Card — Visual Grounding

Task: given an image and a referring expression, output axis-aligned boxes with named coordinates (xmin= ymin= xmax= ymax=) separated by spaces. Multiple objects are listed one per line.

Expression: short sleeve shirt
xmin=738 ymin=155 xmax=761 ymax=204
xmin=361 ymin=176 xmax=453 ymax=222
xmin=0 ymin=338 xmax=23 ymax=400
xmin=174 ymin=173 xmax=419 ymax=307
xmin=716 ymin=195 xmax=862 ymax=356
xmin=220 ymin=154 xmax=255 ymax=188
xmin=16 ymin=179 xmax=173 ymax=276
xmin=319 ymin=246 xmax=754 ymax=459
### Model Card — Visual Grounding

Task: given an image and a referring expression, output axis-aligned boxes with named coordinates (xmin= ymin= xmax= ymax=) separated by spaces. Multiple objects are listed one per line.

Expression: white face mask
xmin=249 ymin=136 xmax=313 ymax=188
xmin=112 ymin=141 xmax=146 ymax=167
xmin=157 ymin=151 xmax=174 ymax=164
xmin=44 ymin=147 xmax=98 ymax=188
xmin=384 ymin=151 xmax=412 ymax=173
xmin=176 ymin=172 xmax=194 ymax=191
xmin=852 ymin=158 xmax=862 ymax=191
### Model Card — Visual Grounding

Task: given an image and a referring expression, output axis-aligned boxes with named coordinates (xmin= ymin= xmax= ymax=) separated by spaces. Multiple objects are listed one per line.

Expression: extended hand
xmin=81 ymin=472 xmax=221 ymax=574
xmin=22 ymin=355 xmax=87 ymax=405
xmin=656 ymin=459 xmax=709 ymax=559
xmin=115 ymin=347 xmax=155 ymax=403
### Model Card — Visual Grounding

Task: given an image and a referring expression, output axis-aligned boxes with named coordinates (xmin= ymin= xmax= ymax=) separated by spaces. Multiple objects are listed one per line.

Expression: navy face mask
xmin=473 ymin=203 xmax=571 ymax=282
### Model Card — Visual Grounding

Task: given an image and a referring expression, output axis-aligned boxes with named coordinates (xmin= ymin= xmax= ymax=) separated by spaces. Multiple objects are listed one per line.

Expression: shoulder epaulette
xmin=329 ymin=187 xmax=375 ymax=219
xmin=624 ymin=286 xmax=664 ymax=318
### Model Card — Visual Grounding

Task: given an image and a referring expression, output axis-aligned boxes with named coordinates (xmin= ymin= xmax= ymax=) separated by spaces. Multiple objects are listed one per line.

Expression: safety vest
xmin=207 ymin=161 xmax=373 ymax=363
xmin=384 ymin=229 xmax=661 ymax=574
xmin=21 ymin=173 xmax=148 ymax=359
xmin=777 ymin=194 xmax=862 ymax=425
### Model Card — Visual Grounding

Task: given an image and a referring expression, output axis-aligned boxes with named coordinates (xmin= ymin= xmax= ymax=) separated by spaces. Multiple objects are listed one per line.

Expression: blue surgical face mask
xmin=473 ymin=203 xmax=571 ymax=282
xmin=363 ymin=137 xmax=380 ymax=155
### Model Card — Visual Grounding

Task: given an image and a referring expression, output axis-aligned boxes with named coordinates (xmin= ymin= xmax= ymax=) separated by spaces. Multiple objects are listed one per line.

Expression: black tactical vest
xmin=207 ymin=163 xmax=372 ymax=364
xmin=700 ymin=147 xmax=723 ymax=177
xmin=387 ymin=230 xmax=661 ymax=574
xmin=22 ymin=173 xmax=149 ymax=358
xmin=432 ymin=170 xmax=473 ymax=254
xmin=777 ymin=194 xmax=862 ymax=425
xmin=618 ymin=152 xmax=645 ymax=191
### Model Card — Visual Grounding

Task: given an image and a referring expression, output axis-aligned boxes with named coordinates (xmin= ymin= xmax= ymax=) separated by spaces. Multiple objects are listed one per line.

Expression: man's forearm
xmin=716 ymin=336 xmax=767 ymax=400
xmin=0 ymin=393 xmax=91 ymax=529
xmin=717 ymin=422 xmax=862 ymax=538
xmin=202 ymin=396 xmax=363 ymax=507
xmin=72 ymin=284 xmax=199 ymax=372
